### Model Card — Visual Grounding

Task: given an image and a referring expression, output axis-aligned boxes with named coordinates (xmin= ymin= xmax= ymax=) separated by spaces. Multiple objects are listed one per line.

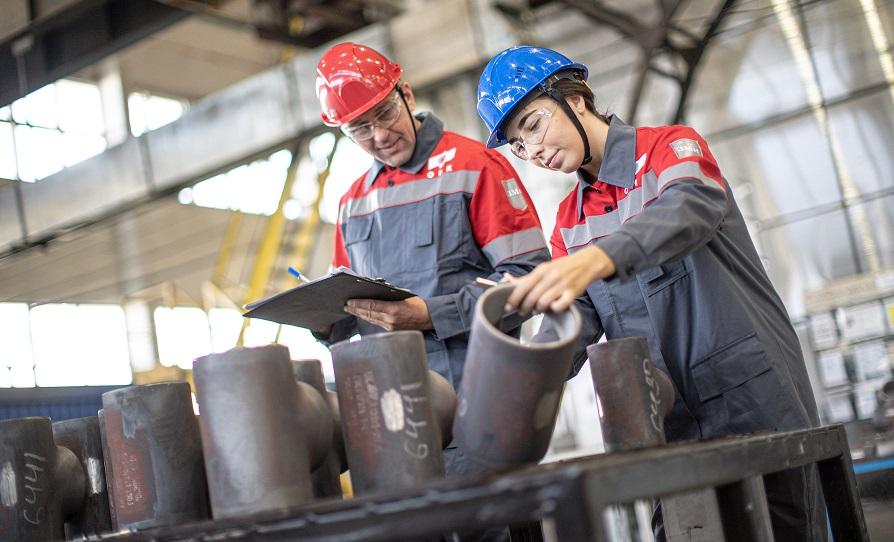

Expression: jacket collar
xmin=365 ymin=112 xmax=444 ymax=187
xmin=576 ymin=115 xmax=636 ymax=219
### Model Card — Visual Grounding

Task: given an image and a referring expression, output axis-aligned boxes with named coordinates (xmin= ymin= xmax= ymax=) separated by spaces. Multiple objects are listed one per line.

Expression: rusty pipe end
xmin=454 ymin=284 xmax=582 ymax=469
xmin=476 ymin=284 xmax=582 ymax=349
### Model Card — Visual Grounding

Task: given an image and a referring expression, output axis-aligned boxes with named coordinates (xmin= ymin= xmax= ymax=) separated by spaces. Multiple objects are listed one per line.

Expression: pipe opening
xmin=476 ymin=284 xmax=580 ymax=349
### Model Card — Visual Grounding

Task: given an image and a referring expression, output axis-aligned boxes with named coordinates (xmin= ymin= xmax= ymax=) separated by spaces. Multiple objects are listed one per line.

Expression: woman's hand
xmin=505 ymin=245 xmax=616 ymax=314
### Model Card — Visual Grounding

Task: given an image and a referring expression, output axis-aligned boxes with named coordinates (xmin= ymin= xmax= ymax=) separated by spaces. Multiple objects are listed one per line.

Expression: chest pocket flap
xmin=344 ymin=215 xmax=373 ymax=246
xmin=413 ymin=198 xmax=434 ymax=247
xmin=691 ymin=333 xmax=771 ymax=402
xmin=638 ymin=260 xmax=688 ymax=295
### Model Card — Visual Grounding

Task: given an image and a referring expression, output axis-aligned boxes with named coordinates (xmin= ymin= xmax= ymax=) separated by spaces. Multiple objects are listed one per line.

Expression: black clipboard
xmin=242 ymin=270 xmax=415 ymax=330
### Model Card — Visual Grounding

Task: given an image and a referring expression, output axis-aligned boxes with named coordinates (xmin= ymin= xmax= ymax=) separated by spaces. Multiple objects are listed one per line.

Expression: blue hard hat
xmin=478 ymin=46 xmax=588 ymax=148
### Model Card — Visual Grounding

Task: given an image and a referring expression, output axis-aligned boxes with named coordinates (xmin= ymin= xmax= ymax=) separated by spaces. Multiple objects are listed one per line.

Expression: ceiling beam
xmin=0 ymin=0 xmax=191 ymax=108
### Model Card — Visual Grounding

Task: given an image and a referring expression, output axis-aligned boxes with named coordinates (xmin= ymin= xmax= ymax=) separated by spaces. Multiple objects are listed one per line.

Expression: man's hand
xmin=344 ymin=296 xmax=434 ymax=331
xmin=505 ymin=245 xmax=616 ymax=314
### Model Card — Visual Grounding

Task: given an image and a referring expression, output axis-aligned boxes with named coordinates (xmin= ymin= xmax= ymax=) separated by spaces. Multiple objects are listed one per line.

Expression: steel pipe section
xmin=100 ymin=382 xmax=209 ymax=531
xmin=587 ymin=337 xmax=726 ymax=541
xmin=292 ymin=359 xmax=345 ymax=499
xmin=454 ymin=284 xmax=581 ymax=469
xmin=52 ymin=416 xmax=113 ymax=538
xmin=0 ymin=417 xmax=85 ymax=541
xmin=194 ymin=345 xmax=324 ymax=519
xmin=330 ymin=331 xmax=449 ymax=495
xmin=587 ymin=336 xmax=675 ymax=452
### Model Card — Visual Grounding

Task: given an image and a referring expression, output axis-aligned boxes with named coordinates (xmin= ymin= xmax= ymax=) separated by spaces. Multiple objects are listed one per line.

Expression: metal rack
xmin=97 ymin=425 xmax=867 ymax=542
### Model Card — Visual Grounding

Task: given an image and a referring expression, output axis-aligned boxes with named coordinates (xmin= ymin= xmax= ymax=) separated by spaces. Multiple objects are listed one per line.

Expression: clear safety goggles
xmin=341 ymin=93 xmax=403 ymax=142
xmin=507 ymin=100 xmax=558 ymax=160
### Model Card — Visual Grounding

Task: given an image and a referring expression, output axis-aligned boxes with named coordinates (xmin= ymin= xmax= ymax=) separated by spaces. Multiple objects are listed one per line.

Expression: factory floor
xmin=864 ymin=499 xmax=894 ymax=541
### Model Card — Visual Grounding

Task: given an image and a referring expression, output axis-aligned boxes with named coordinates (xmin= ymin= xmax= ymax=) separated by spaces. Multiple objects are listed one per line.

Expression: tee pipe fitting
xmin=100 ymin=382 xmax=209 ymax=530
xmin=586 ymin=336 xmax=675 ymax=452
xmin=292 ymin=359 xmax=345 ymax=499
xmin=194 ymin=345 xmax=334 ymax=518
xmin=0 ymin=417 xmax=86 ymax=541
xmin=330 ymin=330 xmax=454 ymax=495
xmin=52 ymin=416 xmax=113 ymax=538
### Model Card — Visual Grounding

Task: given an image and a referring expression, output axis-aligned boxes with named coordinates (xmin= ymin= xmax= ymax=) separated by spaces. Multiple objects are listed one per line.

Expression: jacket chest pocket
xmin=344 ymin=215 xmax=375 ymax=275
xmin=399 ymin=198 xmax=465 ymax=274
xmin=637 ymin=260 xmax=688 ymax=296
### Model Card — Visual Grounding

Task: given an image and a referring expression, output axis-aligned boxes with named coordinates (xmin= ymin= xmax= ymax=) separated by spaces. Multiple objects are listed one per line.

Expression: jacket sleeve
xmin=535 ymin=221 xmax=604 ymax=377
xmin=424 ymin=151 xmax=551 ymax=340
xmin=596 ymin=126 xmax=730 ymax=281
xmin=311 ymin=211 xmax=358 ymax=345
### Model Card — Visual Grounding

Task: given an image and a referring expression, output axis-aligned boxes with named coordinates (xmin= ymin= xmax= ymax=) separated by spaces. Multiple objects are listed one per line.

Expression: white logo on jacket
xmin=426 ymin=147 xmax=456 ymax=178
xmin=502 ymin=179 xmax=528 ymax=210
xmin=635 ymin=153 xmax=648 ymax=175
xmin=670 ymin=139 xmax=702 ymax=159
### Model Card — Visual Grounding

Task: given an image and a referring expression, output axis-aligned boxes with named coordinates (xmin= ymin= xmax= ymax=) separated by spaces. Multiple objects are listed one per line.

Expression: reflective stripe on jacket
xmin=327 ymin=113 xmax=551 ymax=388
xmin=546 ymin=116 xmax=819 ymax=440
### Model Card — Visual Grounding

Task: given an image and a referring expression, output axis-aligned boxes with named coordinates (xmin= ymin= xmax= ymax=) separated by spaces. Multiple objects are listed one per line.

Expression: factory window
xmin=174 ymin=132 xmax=370 ymax=224
xmin=208 ymin=307 xmax=244 ymax=353
xmin=153 ymin=306 xmax=213 ymax=370
xmin=207 ymin=308 xmax=334 ymax=380
xmin=320 ymin=135 xmax=373 ymax=224
xmin=277 ymin=325 xmax=334 ymax=381
xmin=0 ymin=303 xmax=36 ymax=387
xmin=128 ymin=92 xmax=188 ymax=137
xmin=30 ymin=304 xmax=132 ymax=386
xmin=0 ymin=303 xmax=131 ymax=387
xmin=0 ymin=80 xmax=107 ymax=182
xmin=177 ymin=148 xmax=293 ymax=216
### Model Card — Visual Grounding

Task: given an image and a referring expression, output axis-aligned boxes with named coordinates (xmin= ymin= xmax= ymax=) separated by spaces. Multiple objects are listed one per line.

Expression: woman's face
xmin=503 ymin=95 xmax=586 ymax=174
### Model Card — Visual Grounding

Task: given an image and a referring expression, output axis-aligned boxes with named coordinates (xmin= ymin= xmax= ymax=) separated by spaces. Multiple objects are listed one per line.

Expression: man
xmin=313 ymin=42 xmax=551 ymax=475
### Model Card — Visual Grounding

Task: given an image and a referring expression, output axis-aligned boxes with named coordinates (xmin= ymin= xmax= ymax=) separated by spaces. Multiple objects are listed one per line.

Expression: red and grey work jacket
xmin=545 ymin=116 xmax=819 ymax=444
xmin=327 ymin=113 xmax=550 ymax=388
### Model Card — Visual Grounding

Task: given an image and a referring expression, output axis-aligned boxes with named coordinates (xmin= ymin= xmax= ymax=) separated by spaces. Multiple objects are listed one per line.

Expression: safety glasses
xmin=341 ymin=93 xmax=404 ymax=142
xmin=507 ymin=100 xmax=558 ymax=160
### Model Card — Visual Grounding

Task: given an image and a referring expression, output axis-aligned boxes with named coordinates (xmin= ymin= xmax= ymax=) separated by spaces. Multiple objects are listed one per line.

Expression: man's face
xmin=343 ymin=83 xmax=418 ymax=167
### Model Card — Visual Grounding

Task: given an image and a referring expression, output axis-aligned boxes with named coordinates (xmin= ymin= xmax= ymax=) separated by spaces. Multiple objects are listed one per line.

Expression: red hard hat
xmin=315 ymin=42 xmax=402 ymax=127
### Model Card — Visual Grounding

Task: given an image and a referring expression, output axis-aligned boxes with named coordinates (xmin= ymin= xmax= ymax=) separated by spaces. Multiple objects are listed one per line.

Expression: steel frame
xmin=557 ymin=0 xmax=738 ymax=125
xmin=96 ymin=425 xmax=867 ymax=542
xmin=0 ymin=0 xmax=189 ymax=108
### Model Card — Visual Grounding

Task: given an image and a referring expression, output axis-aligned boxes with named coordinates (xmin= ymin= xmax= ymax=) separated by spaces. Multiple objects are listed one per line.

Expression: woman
xmin=477 ymin=46 xmax=825 ymax=541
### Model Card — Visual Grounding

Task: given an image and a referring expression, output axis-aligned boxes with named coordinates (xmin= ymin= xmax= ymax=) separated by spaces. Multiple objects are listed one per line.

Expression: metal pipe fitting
xmin=454 ymin=283 xmax=581 ymax=469
xmin=330 ymin=330 xmax=448 ymax=495
xmin=292 ymin=359 xmax=344 ymax=499
xmin=100 ymin=382 xmax=209 ymax=530
xmin=587 ymin=336 xmax=675 ymax=452
xmin=194 ymin=345 xmax=322 ymax=519
xmin=427 ymin=369 xmax=457 ymax=447
xmin=0 ymin=417 xmax=85 ymax=541
xmin=52 ymin=416 xmax=113 ymax=538
xmin=587 ymin=337 xmax=725 ymax=542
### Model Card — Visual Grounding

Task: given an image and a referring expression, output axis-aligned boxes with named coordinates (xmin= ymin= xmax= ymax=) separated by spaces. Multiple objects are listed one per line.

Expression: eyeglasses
xmin=508 ymin=101 xmax=558 ymax=160
xmin=341 ymin=93 xmax=403 ymax=141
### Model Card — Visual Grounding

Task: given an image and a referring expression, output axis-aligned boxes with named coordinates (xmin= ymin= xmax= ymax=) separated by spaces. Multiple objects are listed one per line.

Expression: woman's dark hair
xmin=505 ymin=70 xmax=611 ymax=128
xmin=548 ymin=74 xmax=611 ymax=123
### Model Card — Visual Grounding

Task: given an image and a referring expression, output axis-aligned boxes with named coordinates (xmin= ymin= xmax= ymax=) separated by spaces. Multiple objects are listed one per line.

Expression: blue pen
xmin=288 ymin=267 xmax=311 ymax=283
